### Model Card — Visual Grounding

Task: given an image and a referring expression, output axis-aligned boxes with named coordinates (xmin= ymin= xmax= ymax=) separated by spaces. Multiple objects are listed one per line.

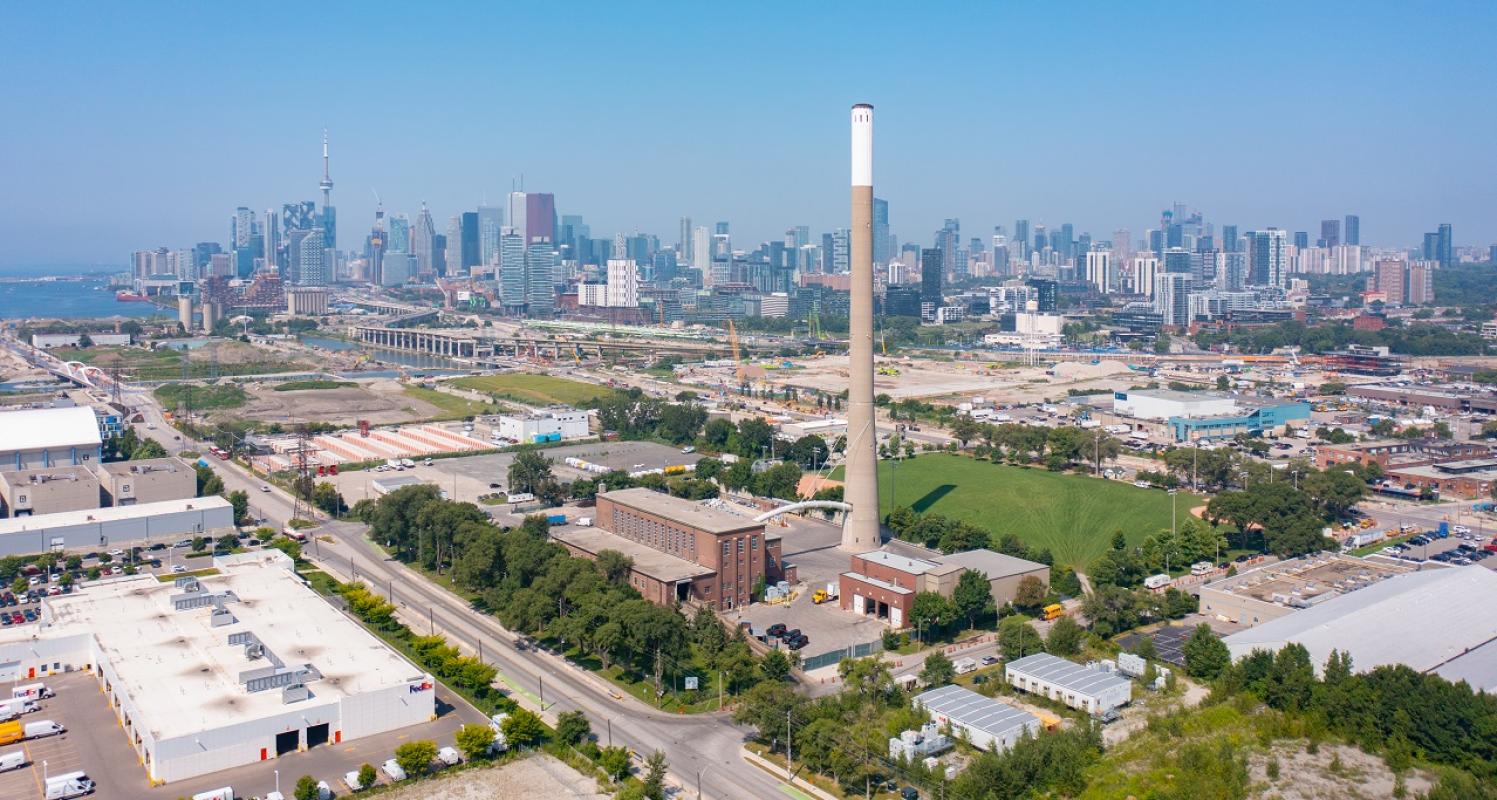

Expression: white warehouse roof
xmin=0 ymin=494 xmax=232 ymax=536
xmin=914 ymin=684 xmax=1039 ymax=742
xmin=28 ymin=551 xmax=427 ymax=741
xmin=1005 ymin=652 xmax=1132 ymax=698
xmin=1224 ymin=565 xmax=1497 ymax=690
xmin=0 ymin=405 xmax=102 ymax=451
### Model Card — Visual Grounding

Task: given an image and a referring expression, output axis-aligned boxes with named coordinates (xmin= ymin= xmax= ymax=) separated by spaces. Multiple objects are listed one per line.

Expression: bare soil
xmin=1248 ymin=742 xmax=1433 ymax=800
xmin=374 ymin=754 xmax=607 ymax=800
xmin=229 ymin=379 xmax=440 ymax=425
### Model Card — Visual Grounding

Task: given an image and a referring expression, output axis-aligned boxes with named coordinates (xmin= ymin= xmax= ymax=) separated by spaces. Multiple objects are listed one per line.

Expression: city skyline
xmin=4 ymin=2 xmax=1497 ymax=268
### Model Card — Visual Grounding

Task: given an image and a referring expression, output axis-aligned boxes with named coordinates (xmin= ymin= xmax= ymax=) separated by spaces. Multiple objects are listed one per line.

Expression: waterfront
xmin=0 ymin=276 xmax=169 ymax=321
xmin=299 ymin=334 xmax=468 ymax=375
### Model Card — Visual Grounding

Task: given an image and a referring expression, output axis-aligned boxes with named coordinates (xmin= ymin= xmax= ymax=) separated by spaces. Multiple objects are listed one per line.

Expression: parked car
xmin=382 ymin=759 xmax=407 ymax=782
xmin=765 ymin=623 xmax=787 ymax=638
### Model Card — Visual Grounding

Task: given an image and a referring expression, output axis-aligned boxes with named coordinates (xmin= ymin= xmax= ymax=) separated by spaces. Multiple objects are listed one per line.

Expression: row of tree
xmin=884 ymin=506 xmax=1054 ymax=564
xmin=949 ymin=421 xmax=1124 ymax=473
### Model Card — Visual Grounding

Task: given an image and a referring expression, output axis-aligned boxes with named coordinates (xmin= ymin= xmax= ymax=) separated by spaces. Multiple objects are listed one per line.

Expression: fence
xmin=799 ymin=638 xmax=882 ymax=672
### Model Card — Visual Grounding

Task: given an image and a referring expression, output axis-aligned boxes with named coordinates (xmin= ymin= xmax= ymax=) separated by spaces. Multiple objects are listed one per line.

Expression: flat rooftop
xmin=0 ymin=494 xmax=233 ymax=536
xmin=1202 ymin=553 xmax=1413 ymax=606
xmin=1006 ymin=652 xmax=1132 ymax=698
xmin=14 ymin=551 xmax=424 ymax=741
xmin=0 ymin=405 xmax=102 ymax=451
xmin=553 ymin=526 xmax=716 ymax=584
xmin=915 ymin=684 xmax=1039 ymax=739
xmin=841 ymin=571 xmax=913 ymax=596
xmin=95 ymin=457 xmax=190 ymax=478
xmin=602 ymin=487 xmax=764 ymax=535
xmin=856 ymin=549 xmax=938 ymax=576
xmin=937 ymin=549 xmax=1048 ymax=579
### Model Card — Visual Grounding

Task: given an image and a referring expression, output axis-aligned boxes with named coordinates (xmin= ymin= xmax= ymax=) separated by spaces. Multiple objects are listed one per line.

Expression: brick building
xmin=839 ymin=543 xmax=1049 ymax=629
xmin=552 ymin=488 xmax=788 ymax=611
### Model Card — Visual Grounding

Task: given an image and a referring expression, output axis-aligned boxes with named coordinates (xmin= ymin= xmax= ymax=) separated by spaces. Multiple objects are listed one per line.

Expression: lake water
xmin=0 ymin=277 xmax=170 ymax=321
xmin=298 ymin=334 xmax=468 ymax=375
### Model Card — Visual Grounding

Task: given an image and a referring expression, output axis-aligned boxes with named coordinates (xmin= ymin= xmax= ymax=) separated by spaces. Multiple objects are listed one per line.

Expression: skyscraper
xmin=1293 ymin=231 xmax=1309 ymax=250
xmin=525 ymin=193 xmax=556 ymax=245
xmin=1319 ymin=219 xmax=1340 ymax=248
xmin=412 ymin=203 xmax=437 ymax=275
xmin=1014 ymin=219 xmax=1030 ymax=260
xmin=525 ymin=241 xmax=556 ymax=317
xmin=287 ymin=229 xmax=326 ymax=286
xmin=478 ymin=205 xmax=504 ymax=266
xmin=460 ymin=211 xmax=480 ymax=273
xmin=1155 ymin=273 xmax=1191 ymax=327
xmin=920 ymin=248 xmax=943 ymax=307
xmin=1222 ymin=225 xmax=1239 ymax=252
xmin=1344 ymin=215 xmax=1360 ymax=246
xmin=1438 ymin=223 xmax=1453 ymax=268
xmin=692 ymin=226 xmax=710 ymax=275
xmin=507 ymin=192 xmax=528 ymax=242
xmin=872 ymin=197 xmax=891 ymax=264
xmin=1248 ymin=229 xmax=1288 ymax=287
xmin=444 ymin=216 xmax=461 ymax=277
xmin=679 ymin=217 xmax=692 ymax=262
xmin=1085 ymin=245 xmax=1113 ymax=293
xmin=499 ymin=231 xmax=527 ymax=309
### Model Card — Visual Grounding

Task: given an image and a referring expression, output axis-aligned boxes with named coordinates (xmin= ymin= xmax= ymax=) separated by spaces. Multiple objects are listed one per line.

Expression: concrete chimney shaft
xmin=841 ymin=104 xmax=881 ymax=552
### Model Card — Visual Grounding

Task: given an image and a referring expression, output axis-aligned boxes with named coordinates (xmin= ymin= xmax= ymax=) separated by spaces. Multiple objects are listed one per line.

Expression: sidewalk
xmin=741 ymin=748 xmax=840 ymax=800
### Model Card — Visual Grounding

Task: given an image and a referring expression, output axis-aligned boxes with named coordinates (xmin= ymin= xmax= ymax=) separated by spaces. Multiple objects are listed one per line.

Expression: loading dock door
xmin=306 ymin=723 xmax=329 ymax=749
xmin=275 ymin=729 xmax=299 ymax=756
xmin=0 ymin=661 xmax=16 ymax=683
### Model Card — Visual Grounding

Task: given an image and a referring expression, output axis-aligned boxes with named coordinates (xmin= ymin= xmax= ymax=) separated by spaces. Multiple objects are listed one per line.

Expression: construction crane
xmin=728 ymin=319 xmax=745 ymax=384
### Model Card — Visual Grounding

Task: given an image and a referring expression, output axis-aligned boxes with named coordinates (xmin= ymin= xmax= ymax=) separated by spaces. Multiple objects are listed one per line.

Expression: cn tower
xmin=841 ymin=104 xmax=881 ymax=552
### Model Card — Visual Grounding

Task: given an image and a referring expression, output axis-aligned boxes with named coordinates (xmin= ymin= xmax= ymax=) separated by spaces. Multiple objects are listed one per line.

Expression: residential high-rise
xmin=1131 ymin=254 xmax=1161 ymax=297
xmin=691 ymin=226 xmax=710 ymax=275
xmin=1407 ymin=261 xmax=1434 ymax=305
xmin=286 ymin=229 xmax=326 ymax=286
xmin=1438 ymin=223 xmax=1453 ymax=268
xmin=830 ymin=229 xmax=850 ymax=273
xmin=1344 ymin=215 xmax=1360 ymax=246
xmin=1248 ymin=229 xmax=1288 ymax=287
xmin=233 ymin=207 xmax=255 ymax=249
xmin=1222 ymin=225 xmax=1239 ymax=252
xmin=1085 ymin=245 xmax=1113 ymax=293
xmin=262 ymin=210 xmax=279 ymax=270
xmin=478 ymin=205 xmax=504 ymax=266
xmin=920 ymin=248 xmax=943 ymax=307
xmin=605 ymin=259 xmax=640 ymax=307
xmin=1155 ymin=272 xmax=1191 ymax=327
xmin=499 ymin=231 xmax=527 ymax=309
xmin=412 ymin=203 xmax=437 ymax=275
xmin=843 ymin=103 xmax=879 ymax=554
xmin=679 ymin=217 xmax=692 ymax=264
xmin=1373 ymin=259 xmax=1407 ymax=305
xmin=525 ymin=240 xmax=556 ymax=317
xmin=1014 ymin=219 xmax=1030 ymax=260
xmin=1320 ymin=219 xmax=1340 ymax=248
xmin=1423 ymin=232 xmax=1441 ymax=262
xmin=872 ymin=197 xmax=891 ymax=264
xmin=1163 ymin=247 xmax=1192 ymax=274
xmin=1293 ymin=231 xmax=1310 ymax=250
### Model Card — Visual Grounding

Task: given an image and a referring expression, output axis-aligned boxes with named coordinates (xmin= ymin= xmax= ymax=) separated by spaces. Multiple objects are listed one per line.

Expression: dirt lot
xmin=741 ymin=354 xmax=1140 ymax=404
xmin=231 ymin=379 xmax=441 ymax=425
xmin=1248 ymin=742 xmax=1433 ymax=800
xmin=375 ymin=755 xmax=607 ymax=800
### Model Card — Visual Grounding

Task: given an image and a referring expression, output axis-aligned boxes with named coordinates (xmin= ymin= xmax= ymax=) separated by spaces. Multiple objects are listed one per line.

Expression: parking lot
xmin=0 ymin=670 xmax=487 ymax=800
xmin=1118 ymin=623 xmax=1193 ymax=668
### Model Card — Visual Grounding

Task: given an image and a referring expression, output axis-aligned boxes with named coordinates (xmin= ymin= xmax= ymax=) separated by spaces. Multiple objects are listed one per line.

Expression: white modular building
xmin=912 ymin=684 xmax=1041 ymax=753
xmin=495 ymin=407 xmax=591 ymax=444
xmin=0 ymin=551 xmax=435 ymax=783
xmin=1005 ymin=652 xmax=1133 ymax=715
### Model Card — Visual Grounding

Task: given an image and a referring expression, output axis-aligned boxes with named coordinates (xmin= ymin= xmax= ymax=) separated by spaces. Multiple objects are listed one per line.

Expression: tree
xmin=952 ymin=569 xmax=994 ymax=629
xmin=920 ymin=650 xmax=956 ymax=687
xmin=998 ymin=616 xmax=1045 ymax=660
xmin=555 ymin=710 xmax=591 ymax=746
xmin=357 ymin=763 xmax=377 ymax=789
xmin=454 ymin=723 xmax=496 ymax=760
xmin=215 ymin=532 xmax=240 ymax=552
xmin=760 ymin=648 xmax=791 ymax=682
xmin=501 ymin=708 xmax=546 ymax=749
xmin=908 ymin=592 xmax=955 ymax=641
xmin=599 ymin=746 xmax=632 ymax=782
xmin=596 ymin=549 xmax=633 ymax=585
xmin=1182 ymin=623 xmax=1230 ymax=679
xmin=394 ymin=739 xmax=438 ymax=777
xmin=643 ymin=750 xmax=669 ymax=800
xmin=508 ymin=448 xmax=555 ymax=494
xmin=1046 ymin=616 xmax=1084 ymax=656
xmin=293 ymin=775 xmax=320 ymax=800
xmin=1012 ymin=575 xmax=1048 ymax=610
xmin=226 ymin=489 xmax=249 ymax=524
xmin=312 ymin=482 xmax=346 ymax=516
xmin=131 ymin=438 xmax=167 ymax=460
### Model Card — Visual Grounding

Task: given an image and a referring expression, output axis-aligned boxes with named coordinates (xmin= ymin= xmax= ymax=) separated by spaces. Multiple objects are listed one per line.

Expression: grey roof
xmin=602 ymin=487 xmax=763 ymax=535
xmin=938 ymin=549 xmax=1049 ymax=580
xmin=1005 ymin=652 xmax=1132 ymax=698
xmin=1433 ymin=640 xmax=1497 ymax=693
xmin=1224 ymin=565 xmax=1497 ymax=680
xmin=914 ymin=684 xmax=1038 ymax=740
xmin=552 ymin=527 xmax=715 ymax=584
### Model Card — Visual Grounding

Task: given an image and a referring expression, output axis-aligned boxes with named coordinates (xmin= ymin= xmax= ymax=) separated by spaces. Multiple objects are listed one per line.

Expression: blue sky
xmin=3 ymin=1 xmax=1495 ymax=268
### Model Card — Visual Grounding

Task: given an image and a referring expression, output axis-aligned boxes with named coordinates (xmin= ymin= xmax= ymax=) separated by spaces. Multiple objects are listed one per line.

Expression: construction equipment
xmin=728 ymin=319 xmax=745 ymax=384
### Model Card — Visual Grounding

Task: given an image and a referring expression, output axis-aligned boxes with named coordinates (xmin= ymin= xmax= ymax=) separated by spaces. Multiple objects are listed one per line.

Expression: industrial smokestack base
xmin=841 ymin=103 xmax=881 ymax=553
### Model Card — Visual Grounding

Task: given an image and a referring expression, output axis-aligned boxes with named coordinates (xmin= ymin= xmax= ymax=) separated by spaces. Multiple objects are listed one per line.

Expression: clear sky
xmin=3 ymin=1 xmax=1495 ymax=269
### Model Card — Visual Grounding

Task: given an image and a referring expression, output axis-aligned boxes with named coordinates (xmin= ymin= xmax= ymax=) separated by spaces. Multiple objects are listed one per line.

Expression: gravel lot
xmin=376 ymin=754 xmax=607 ymax=800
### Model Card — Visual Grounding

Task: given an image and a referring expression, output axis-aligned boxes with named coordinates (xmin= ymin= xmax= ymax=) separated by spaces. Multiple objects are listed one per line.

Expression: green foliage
xmin=952 ymin=568 xmax=996 ymax=627
xmin=1183 ymin=624 xmax=1231 ymax=679
xmin=153 ymin=382 xmax=249 ymax=411
xmin=312 ymin=482 xmax=346 ymax=515
xmin=949 ymin=726 xmax=1103 ymax=799
xmin=1192 ymin=318 xmax=1488 ymax=357
xmin=555 ymin=710 xmax=591 ymax=746
xmin=293 ymin=774 xmax=319 ymax=800
xmin=759 ymin=649 xmax=790 ymax=682
xmin=507 ymin=447 xmax=556 ymax=496
xmin=1046 ymin=616 xmax=1084 ymax=656
xmin=273 ymin=380 xmax=355 ymax=391
xmin=642 ymin=750 xmax=668 ymax=800
xmin=393 ymin=739 xmax=438 ymax=777
xmin=501 ymin=708 xmax=546 ymax=749
xmin=453 ymin=723 xmax=496 ymax=760
xmin=998 ymin=616 xmax=1045 ymax=660
xmin=357 ymin=763 xmax=377 ymax=789
xmin=920 ymin=650 xmax=955 ymax=687
xmin=598 ymin=746 xmax=631 ymax=782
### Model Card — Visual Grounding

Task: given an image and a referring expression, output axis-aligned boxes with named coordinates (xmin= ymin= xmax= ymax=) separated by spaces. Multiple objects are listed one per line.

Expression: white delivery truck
xmin=24 ymin=720 xmax=65 ymax=739
xmin=12 ymin=683 xmax=53 ymax=701
xmin=44 ymin=772 xmax=94 ymax=800
xmin=191 ymin=788 xmax=234 ymax=800
xmin=0 ymin=699 xmax=38 ymax=717
xmin=0 ymin=749 xmax=27 ymax=772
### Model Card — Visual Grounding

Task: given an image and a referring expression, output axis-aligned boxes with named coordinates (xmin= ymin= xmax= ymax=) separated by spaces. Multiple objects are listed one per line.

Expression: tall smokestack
xmin=842 ymin=103 xmax=880 ymax=553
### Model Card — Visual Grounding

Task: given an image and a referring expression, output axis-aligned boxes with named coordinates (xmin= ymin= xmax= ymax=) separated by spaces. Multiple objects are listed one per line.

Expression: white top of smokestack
xmin=851 ymin=104 xmax=873 ymax=188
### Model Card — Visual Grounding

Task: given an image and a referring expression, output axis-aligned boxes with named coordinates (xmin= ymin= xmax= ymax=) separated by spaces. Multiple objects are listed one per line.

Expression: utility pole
xmin=785 ymin=709 xmax=793 ymax=781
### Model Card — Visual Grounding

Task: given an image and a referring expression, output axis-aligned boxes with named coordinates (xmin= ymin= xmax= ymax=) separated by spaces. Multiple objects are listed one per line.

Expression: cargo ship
xmin=115 ymin=290 xmax=149 ymax=302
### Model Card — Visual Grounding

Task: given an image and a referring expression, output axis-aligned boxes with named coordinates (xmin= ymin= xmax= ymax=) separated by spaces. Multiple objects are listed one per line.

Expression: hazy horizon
xmin=4 ymin=1 xmax=1495 ymax=269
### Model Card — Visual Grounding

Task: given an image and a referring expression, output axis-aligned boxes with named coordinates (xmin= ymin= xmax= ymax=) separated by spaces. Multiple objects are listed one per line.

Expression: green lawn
xmin=838 ymin=453 xmax=1206 ymax=569
xmin=273 ymin=379 xmax=355 ymax=391
xmin=401 ymin=386 xmax=494 ymax=420
xmin=450 ymin=374 xmax=610 ymax=406
xmin=154 ymin=383 xmax=249 ymax=410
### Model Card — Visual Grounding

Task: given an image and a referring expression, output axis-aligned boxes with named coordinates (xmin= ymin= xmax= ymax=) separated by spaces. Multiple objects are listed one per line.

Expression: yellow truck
xmin=0 ymin=720 xmax=21 ymax=746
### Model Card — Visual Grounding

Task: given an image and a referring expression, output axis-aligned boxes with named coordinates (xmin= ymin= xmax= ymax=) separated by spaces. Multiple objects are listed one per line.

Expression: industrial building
xmin=494 ymin=407 xmax=591 ymax=444
xmin=1005 ymin=652 xmax=1133 ymax=715
xmin=1199 ymin=554 xmax=1415 ymax=625
xmin=93 ymin=457 xmax=196 ymax=506
xmin=0 ymin=405 xmax=104 ymax=469
xmin=839 ymin=542 xmax=1048 ymax=629
xmin=0 ymin=465 xmax=101 ymax=517
xmin=912 ymin=684 xmax=1041 ymax=753
xmin=1223 ymin=565 xmax=1497 ymax=692
xmin=0 ymin=495 xmax=234 ymax=557
xmin=0 ymin=551 xmax=435 ymax=783
xmin=1097 ymin=389 xmax=1310 ymax=443
xmin=30 ymin=332 xmax=133 ymax=348
xmin=552 ymin=488 xmax=787 ymax=610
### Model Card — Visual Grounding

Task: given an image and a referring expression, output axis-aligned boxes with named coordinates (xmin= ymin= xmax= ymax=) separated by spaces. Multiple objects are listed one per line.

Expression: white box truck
xmin=0 ymin=699 xmax=37 ymax=718
xmin=191 ymin=788 xmax=233 ymax=800
xmin=11 ymin=683 xmax=53 ymax=701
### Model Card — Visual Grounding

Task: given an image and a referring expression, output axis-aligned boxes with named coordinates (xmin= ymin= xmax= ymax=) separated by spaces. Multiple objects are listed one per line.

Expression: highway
xmin=119 ymin=387 xmax=796 ymax=800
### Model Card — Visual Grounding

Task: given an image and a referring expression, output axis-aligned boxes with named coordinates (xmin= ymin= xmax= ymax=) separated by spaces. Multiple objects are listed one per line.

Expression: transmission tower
xmin=291 ymin=424 xmax=314 ymax=522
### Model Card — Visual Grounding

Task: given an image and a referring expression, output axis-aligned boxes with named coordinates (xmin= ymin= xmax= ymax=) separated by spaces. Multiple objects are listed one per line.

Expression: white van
xmin=24 ymin=720 xmax=64 ymax=739
xmin=0 ymin=749 xmax=26 ymax=773
xmin=12 ymin=683 xmax=53 ymax=701
xmin=191 ymin=788 xmax=233 ymax=800
xmin=343 ymin=770 xmax=367 ymax=792
xmin=381 ymin=758 xmax=407 ymax=782
xmin=437 ymin=746 xmax=461 ymax=766
xmin=44 ymin=772 xmax=94 ymax=800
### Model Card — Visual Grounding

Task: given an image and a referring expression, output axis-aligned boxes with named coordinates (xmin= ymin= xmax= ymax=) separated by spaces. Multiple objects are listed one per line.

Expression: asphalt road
xmin=120 ymin=387 xmax=794 ymax=800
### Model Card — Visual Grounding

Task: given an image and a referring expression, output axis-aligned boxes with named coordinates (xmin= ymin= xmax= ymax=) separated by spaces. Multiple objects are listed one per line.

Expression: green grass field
xmin=450 ymin=373 xmax=610 ymax=406
xmin=836 ymin=453 xmax=1205 ymax=569
xmin=401 ymin=385 xmax=492 ymax=421
xmin=153 ymin=383 xmax=249 ymax=410
xmin=272 ymin=379 xmax=355 ymax=391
